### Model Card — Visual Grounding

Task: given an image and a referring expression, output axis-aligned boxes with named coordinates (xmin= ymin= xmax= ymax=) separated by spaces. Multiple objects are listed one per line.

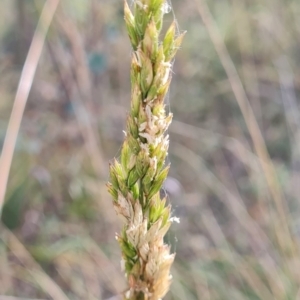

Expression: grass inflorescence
xmin=107 ymin=0 xmax=184 ymax=299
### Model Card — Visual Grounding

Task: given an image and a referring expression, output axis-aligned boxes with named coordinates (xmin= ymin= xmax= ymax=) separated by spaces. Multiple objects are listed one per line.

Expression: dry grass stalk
xmin=107 ymin=0 xmax=184 ymax=299
xmin=1 ymin=225 xmax=69 ymax=300
xmin=0 ymin=0 xmax=60 ymax=215
xmin=193 ymin=0 xmax=297 ymax=256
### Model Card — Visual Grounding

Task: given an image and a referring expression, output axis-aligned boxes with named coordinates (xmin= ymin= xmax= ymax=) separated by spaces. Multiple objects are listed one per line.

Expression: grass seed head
xmin=108 ymin=1 xmax=184 ymax=298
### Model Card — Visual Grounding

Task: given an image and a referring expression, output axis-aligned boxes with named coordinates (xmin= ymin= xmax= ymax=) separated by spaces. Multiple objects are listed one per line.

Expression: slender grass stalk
xmin=107 ymin=1 xmax=184 ymax=299
xmin=193 ymin=0 xmax=296 ymax=257
xmin=0 ymin=0 xmax=60 ymax=216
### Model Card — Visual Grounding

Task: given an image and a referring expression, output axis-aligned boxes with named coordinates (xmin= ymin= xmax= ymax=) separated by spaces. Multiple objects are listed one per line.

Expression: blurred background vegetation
xmin=1 ymin=0 xmax=300 ymax=299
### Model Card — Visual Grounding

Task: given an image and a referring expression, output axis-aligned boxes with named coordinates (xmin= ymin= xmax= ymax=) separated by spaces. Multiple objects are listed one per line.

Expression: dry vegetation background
xmin=1 ymin=0 xmax=300 ymax=299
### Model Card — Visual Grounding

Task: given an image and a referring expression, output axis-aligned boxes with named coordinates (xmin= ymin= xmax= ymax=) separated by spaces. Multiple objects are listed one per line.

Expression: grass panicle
xmin=107 ymin=0 xmax=184 ymax=299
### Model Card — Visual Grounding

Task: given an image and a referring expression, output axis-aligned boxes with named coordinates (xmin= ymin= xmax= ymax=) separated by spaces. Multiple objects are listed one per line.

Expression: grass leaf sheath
xmin=107 ymin=0 xmax=184 ymax=299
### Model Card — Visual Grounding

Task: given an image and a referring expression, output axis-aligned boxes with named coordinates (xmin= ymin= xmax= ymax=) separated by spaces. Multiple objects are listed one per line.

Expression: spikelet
xmin=108 ymin=1 xmax=185 ymax=299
